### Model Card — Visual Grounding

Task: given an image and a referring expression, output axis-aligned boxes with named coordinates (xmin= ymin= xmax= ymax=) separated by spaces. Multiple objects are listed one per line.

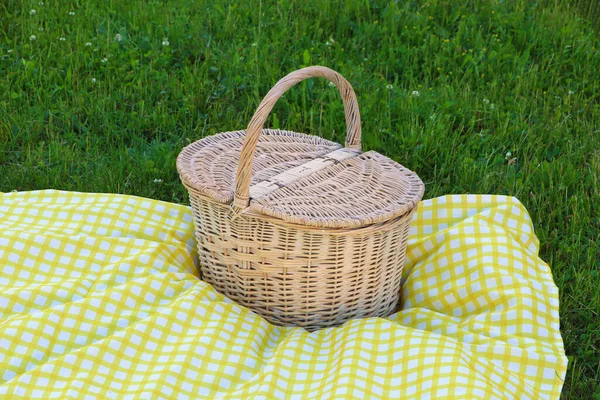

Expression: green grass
xmin=1 ymin=0 xmax=599 ymax=397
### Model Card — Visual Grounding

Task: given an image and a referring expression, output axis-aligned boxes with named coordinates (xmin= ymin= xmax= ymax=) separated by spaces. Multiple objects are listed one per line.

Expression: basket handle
xmin=233 ymin=66 xmax=362 ymax=209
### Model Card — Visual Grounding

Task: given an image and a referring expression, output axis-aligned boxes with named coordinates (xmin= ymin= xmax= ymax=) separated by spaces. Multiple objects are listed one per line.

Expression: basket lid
xmin=177 ymin=66 xmax=424 ymax=229
xmin=177 ymin=129 xmax=343 ymax=204
xmin=248 ymin=148 xmax=424 ymax=228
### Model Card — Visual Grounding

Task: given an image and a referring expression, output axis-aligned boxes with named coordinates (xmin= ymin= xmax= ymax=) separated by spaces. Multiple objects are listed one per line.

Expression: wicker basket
xmin=177 ymin=66 xmax=424 ymax=330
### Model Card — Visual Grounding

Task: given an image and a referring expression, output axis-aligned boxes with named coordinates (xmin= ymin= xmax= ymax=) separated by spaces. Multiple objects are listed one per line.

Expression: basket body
xmin=185 ymin=181 xmax=416 ymax=330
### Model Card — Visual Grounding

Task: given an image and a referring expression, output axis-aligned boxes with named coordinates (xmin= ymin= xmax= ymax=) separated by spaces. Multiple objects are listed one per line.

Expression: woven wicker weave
xmin=177 ymin=66 xmax=424 ymax=330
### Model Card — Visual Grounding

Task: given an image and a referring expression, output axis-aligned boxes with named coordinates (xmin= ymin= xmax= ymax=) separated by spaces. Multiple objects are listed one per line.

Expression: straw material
xmin=177 ymin=66 xmax=424 ymax=330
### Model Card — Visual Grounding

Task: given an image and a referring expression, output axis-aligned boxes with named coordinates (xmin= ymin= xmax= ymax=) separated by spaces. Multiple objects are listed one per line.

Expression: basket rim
xmin=183 ymin=184 xmax=418 ymax=234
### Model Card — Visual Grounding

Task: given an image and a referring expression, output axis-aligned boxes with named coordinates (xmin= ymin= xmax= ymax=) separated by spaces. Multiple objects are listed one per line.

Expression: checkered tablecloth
xmin=0 ymin=190 xmax=567 ymax=399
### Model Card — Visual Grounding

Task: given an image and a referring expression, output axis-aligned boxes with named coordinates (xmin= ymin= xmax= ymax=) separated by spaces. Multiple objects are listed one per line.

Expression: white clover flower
xmin=483 ymin=98 xmax=490 ymax=104
xmin=85 ymin=42 xmax=92 ymax=47
xmin=153 ymin=179 xmax=163 ymax=183
xmin=38 ymin=2 xmax=44 ymax=5
xmin=68 ymin=11 xmax=75 ymax=16
xmin=30 ymin=9 xmax=36 ymax=15
xmin=91 ymin=78 xmax=97 ymax=83
xmin=490 ymin=103 xmax=495 ymax=110
xmin=411 ymin=90 xmax=420 ymax=96
xmin=115 ymin=33 xmax=122 ymax=42
xmin=386 ymin=84 xmax=393 ymax=90
xmin=328 ymin=81 xmax=336 ymax=87
xmin=29 ymin=35 xmax=37 ymax=41
xmin=162 ymin=38 xmax=170 ymax=46
xmin=101 ymin=57 xmax=108 ymax=63
xmin=38 ymin=27 xmax=44 ymax=31
xmin=59 ymin=37 xmax=66 ymax=41
xmin=505 ymin=151 xmax=512 ymax=160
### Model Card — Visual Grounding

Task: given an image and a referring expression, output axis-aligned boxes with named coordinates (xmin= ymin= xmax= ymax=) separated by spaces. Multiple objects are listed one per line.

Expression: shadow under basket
xmin=177 ymin=66 xmax=424 ymax=331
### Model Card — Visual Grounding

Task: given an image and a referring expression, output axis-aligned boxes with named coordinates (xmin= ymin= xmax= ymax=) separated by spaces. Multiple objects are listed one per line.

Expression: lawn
xmin=1 ymin=0 xmax=599 ymax=397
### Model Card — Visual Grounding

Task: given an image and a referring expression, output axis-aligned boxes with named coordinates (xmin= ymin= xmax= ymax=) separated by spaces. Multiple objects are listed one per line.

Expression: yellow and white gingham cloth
xmin=0 ymin=190 xmax=567 ymax=399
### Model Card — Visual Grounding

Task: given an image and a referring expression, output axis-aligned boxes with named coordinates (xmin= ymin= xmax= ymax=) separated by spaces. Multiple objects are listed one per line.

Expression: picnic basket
xmin=177 ymin=66 xmax=425 ymax=330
